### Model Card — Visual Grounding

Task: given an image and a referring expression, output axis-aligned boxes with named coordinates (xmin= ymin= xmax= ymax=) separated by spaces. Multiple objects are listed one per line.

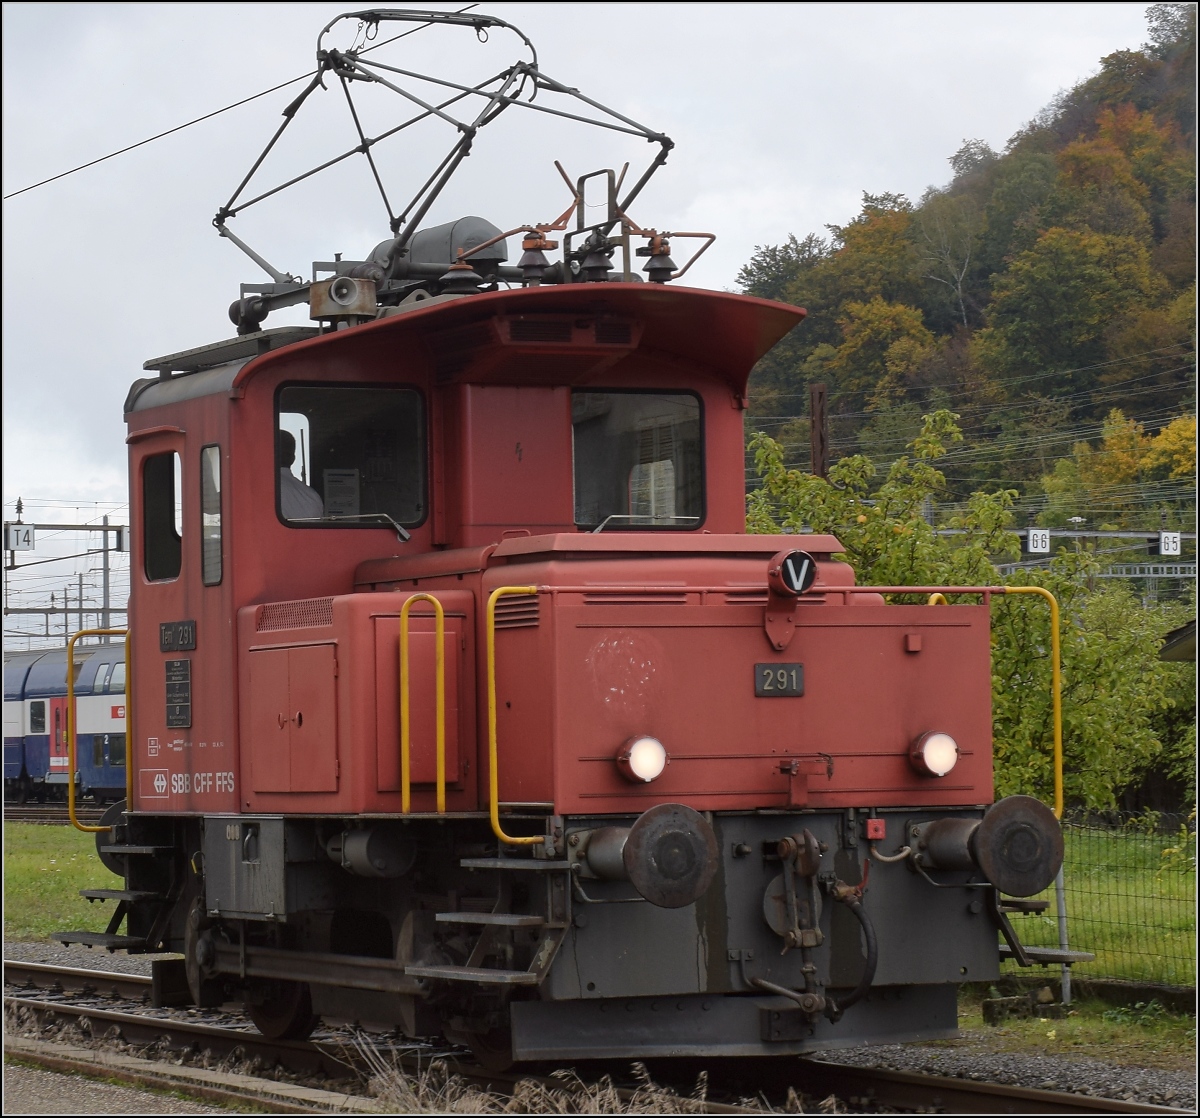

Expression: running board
xmin=51 ymin=932 xmax=147 ymax=951
xmin=404 ymin=964 xmax=540 ymax=985
xmin=435 ymin=912 xmax=545 ymax=927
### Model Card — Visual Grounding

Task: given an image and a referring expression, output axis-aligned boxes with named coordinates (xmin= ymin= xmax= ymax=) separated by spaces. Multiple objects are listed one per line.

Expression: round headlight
xmin=617 ymin=736 xmax=668 ymax=783
xmin=910 ymin=731 xmax=958 ymax=777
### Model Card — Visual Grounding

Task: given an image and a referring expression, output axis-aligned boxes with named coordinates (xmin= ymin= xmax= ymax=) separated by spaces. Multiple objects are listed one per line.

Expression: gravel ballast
xmin=820 ymin=1042 xmax=1194 ymax=1109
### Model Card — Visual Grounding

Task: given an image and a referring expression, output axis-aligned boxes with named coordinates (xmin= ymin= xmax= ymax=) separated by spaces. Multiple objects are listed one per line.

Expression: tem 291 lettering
xmin=169 ymin=771 xmax=235 ymax=794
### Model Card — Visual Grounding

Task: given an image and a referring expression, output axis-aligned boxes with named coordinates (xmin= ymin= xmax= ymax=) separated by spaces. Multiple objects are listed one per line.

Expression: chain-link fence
xmin=1004 ymin=811 xmax=1196 ymax=988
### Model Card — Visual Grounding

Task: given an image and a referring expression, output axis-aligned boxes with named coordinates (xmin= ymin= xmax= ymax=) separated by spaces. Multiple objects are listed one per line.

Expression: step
xmin=404 ymin=964 xmax=540 ymax=985
xmin=98 ymin=845 xmax=174 ymax=856
xmin=51 ymin=932 xmax=147 ymax=950
xmin=459 ymin=858 xmax=572 ymax=872
xmin=1000 ymin=944 xmax=1095 ymax=964
xmin=999 ymin=898 xmax=1050 ymax=913
xmin=435 ymin=912 xmax=545 ymax=927
xmin=80 ymin=889 xmax=163 ymax=904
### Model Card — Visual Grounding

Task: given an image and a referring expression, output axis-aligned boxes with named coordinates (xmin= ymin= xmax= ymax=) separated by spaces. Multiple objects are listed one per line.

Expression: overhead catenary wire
xmin=1 ymin=4 xmax=480 ymax=201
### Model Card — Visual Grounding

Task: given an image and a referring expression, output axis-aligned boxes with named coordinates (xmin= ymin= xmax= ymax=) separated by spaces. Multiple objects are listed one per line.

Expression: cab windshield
xmin=571 ymin=390 xmax=702 ymax=530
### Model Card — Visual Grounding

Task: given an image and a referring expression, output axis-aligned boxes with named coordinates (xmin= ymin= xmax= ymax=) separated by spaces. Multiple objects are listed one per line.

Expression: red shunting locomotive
xmin=63 ymin=9 xmax=1066 ymax=1064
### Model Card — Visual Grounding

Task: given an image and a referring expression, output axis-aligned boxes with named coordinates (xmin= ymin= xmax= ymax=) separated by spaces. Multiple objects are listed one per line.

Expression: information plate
xmin=165 ymin=658 xmax=192 ymax=728
xmin=755 ymin=663 xmax=804 ymax=697
xmin=160 ymin=620 xmax=197 ymax=652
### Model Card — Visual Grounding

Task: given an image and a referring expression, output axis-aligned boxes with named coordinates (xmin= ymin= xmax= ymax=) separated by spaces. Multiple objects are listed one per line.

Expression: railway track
xmin=4 ymin=804 xmax=107 ymax=825
xmin=5 ymin=961 xmax=1189 ymax=1115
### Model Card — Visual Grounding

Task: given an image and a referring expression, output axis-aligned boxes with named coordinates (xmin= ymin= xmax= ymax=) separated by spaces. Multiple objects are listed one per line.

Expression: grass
xmin=355 ymin=1040 xmax=720 ymax=1115
xmin=3 ymin=821 xmax=121 ymax=941
xmin=950 ymin=988 xmax=1196 ymax=1073
xmin=1002 ymin=817 xmax=1196 ymax=987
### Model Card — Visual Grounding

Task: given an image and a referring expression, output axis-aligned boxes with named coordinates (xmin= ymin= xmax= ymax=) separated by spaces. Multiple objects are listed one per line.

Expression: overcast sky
xmin=3 ymin=1 xmax=1153 ymax=519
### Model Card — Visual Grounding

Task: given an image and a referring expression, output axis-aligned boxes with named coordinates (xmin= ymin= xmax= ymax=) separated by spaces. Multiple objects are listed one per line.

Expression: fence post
xmin=1054 ymin=864 xmax=1071 ymax=1005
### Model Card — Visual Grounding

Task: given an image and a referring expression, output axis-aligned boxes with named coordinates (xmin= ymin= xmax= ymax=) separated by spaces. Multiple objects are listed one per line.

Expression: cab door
xmin=130 ymin=435 xmax=188 ymax=810
xmin=48 ymin=696 xmax=69 ymax=782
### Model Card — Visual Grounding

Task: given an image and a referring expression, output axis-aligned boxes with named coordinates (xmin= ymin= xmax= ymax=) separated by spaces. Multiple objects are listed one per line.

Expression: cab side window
xmin=276 ymin=385 xmax=426 ymax=528
xmin=29 ymin=701 xmax=45 ymax=734
xmin=144 ymin=451 xmax=182 ymax=580
xmin=200 ymin=445 xmax=222 ymax=585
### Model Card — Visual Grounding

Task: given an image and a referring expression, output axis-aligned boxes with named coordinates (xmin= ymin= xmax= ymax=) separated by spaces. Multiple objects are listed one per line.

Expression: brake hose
xmin=825 ymin=891 xmax=879 ymax=1023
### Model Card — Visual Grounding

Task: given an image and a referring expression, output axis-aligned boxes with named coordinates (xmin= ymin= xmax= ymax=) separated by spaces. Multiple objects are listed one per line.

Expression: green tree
xmin=991 ymin=558 xmax=1177 ymax=806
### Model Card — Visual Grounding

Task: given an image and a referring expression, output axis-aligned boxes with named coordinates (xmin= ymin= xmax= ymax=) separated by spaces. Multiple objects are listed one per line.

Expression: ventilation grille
xmin=257 ymin=597 xmax=334 ymax=631
xmin=583 ymin=591 xmax=688 ymax=606
xmin=493 ymin=593 xmax=539 ymax=629
xmin=594 ymin=320 xmax=633 ymax=345
xmin=724 ymin=590 xmax=768 ymax=605
xmin=509 ymin=318 xmax=572 ymax=343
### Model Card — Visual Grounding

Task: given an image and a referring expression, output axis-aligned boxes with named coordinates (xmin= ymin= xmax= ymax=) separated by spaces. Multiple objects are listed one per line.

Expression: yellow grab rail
xmin=66 ymin=628 xmax=129 ymax=833
xmin=399 ymin=594 xmax=446 ymax=814
xmin=1003 ymin=586 xmax=1063 ymax=820
xmin=486 ymin=585 xmax=541 ymax=845
xmin=927 ymin=592 xmax=949 ymax=606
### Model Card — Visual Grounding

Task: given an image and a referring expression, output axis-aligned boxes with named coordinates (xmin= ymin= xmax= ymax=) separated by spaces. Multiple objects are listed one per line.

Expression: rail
xmin=399 ymin=593 xmax=446 ymax=814
xmin=485 ymin=586 xmax=542 ymax=846
xmin=65 ymin=627 xmax=129 ymax=833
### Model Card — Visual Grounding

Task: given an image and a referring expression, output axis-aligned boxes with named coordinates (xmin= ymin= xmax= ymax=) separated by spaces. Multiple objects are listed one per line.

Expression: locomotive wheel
xmin=245 ymin=978 xmax=317 ymax=1041
xmin=95 ymin=800 xmax=127 ymax=875
xmin=184 ymin=899 xmax=224 ymax=1008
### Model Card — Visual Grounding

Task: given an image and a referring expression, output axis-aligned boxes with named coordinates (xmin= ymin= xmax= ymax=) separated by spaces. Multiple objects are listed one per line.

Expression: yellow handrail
xmin=927 ymin=592 xmax=949 ymax=606
xmin=66 ymin=628 xmax=128 ymax=833
xmin=486 ymin=585 xmax=541 ymax=845
xmin=399 ymin=594 xmax=446 ymax=814
xmin=1002 ymin=586 xmax=1064 ymax=819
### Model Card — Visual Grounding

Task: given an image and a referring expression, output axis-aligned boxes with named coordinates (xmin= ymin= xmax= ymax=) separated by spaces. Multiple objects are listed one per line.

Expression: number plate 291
xmin=755 ymin=663 xmax=804 ymax=696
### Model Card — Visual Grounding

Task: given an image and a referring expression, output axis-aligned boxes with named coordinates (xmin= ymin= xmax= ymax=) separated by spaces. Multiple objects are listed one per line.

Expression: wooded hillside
xmin=740 ymin=4 xmax=1195 ymax=532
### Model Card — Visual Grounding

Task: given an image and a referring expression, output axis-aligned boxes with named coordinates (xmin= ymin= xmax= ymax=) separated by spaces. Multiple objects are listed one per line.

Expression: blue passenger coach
xmin=3 ymin=645 xmax=127 ymax=802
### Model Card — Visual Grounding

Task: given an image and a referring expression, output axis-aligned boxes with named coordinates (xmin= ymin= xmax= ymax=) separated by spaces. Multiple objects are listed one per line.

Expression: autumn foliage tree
xmin=739 ymin=5 xmax=1195 ymax=525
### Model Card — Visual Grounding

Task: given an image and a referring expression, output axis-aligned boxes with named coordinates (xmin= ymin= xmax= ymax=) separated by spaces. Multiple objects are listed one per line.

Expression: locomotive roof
xmin=126 ymin=284 xmax=805 ymax=416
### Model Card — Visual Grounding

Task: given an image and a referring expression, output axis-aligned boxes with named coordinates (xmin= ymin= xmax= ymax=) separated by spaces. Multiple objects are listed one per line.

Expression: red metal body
xmin=124 ymin=283 xmax=993 ymax=821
